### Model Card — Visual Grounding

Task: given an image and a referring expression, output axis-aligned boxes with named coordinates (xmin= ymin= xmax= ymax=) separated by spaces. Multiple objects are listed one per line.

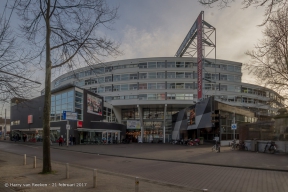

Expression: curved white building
xmin=50 ymin=57 xmax=284 ymax=142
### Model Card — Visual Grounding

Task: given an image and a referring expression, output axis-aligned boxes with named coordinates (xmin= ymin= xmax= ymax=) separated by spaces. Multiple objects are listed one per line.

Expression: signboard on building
xmin=197 ymin=12 xmax=203 ymax=99
xmin=87 ymin=94 xmax=103 ymax=116
xmin=62 ymin=111 xmax=78 ymax=120
xmin=186 ymin=105 xmax=196 ymax=125
xmin=28 ymin=115 xmax=33 ymax=124
xmin=127 ymin=120 xmax=141 ymax=129
xmin=231 ymin=124 xmax=237 ymax=130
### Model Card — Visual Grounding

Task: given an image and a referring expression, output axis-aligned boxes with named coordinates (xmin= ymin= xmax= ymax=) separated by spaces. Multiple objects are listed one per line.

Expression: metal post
xmin=93 ymin=169 xmax=97 ymax=188
xmin=4 ymin=109 xmax=6 ymax=140
xmin=135 ymin=177 xmax=139 ymax=192
xmin=66 ymin=163 xmax=69 ymax=179
xmin=66 ymin=120 xmax=69 ymax=147
xmin=24 ymin=154 xmax=26 ymax=165
xmin=33 ymin=156 xmax=36 ymax=168
xmin=233 ymin=112 xmax=235 ymax=140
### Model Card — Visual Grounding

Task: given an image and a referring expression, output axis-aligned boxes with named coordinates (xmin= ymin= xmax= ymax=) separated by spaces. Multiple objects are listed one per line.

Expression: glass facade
xmin=50 ymin=88 xmax=83 ymax=121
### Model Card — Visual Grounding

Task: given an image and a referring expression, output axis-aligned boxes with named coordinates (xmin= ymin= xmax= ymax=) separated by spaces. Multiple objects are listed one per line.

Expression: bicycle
xmin=238 ymin=141 xmax=248 ymax=151
xmin=231 ymin=139 xmax=238 ymax=150
xmin=264 ymin=141 xmax=277 ymax=154
xmin=212 ymin=141 xmax=220 ymax=153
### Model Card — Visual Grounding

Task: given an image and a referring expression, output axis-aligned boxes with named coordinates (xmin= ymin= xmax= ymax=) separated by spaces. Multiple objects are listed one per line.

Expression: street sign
xmin=66 ymin=125 xmax=71 ymax=130
xmin=231 ymin=124 xmax=237 ymax=130
xmin=62 ymin=111 xmax=77 ymax=120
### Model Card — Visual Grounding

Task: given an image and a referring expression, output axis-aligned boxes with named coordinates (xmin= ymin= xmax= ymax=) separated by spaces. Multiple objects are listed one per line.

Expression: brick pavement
xmin=2 ymin=140 xmax=288 ymax=171
xmin=0 ymin=150 xmax=200 ymax=192
xmin=1 ymin=141 xmax=288 ymax=192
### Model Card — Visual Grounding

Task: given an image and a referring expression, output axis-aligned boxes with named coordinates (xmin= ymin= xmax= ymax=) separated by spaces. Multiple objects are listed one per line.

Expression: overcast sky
xmin=0 ymin=0 xmax=268 ymax=117
xmin=101 ymin=0 xmax=265 ymax=84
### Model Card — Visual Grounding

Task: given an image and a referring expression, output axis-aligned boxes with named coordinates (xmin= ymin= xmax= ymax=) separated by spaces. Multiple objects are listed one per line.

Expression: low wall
xmin=245 ymin=140 xmax=288 ymax=153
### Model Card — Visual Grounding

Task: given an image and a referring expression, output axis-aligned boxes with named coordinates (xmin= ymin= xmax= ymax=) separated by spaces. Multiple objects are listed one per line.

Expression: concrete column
xmin=137 ymin=105 xmax=144 ymax=142
xmin=163 ymin=104 xmax=167 ymax=143
xmin=112 ymin=106 xmax=122 ymax=123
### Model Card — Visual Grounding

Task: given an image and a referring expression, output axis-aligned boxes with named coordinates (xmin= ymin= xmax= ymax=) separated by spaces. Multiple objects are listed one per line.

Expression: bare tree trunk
xmin=42 ymin=0 xmax=52 ymax=173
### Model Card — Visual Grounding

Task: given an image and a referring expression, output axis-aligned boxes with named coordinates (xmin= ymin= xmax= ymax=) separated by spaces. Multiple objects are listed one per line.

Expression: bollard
xmin=66 ymin=163 xmax=69 ymax=179
xmin=135 ymin=177 xmax=139 ymax=192
xmin=33 ymin=156 xmax=36 ymax=168
xmin=203 ymin=189 xmax=208 ymax=192
xmin=93 ymin=169 xmax=97 ymax=188
xmin=24 ymin=154 xmax=26 ymax=165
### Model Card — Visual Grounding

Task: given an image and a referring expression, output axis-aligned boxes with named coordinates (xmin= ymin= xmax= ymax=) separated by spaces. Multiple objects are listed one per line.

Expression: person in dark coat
xmin=72 ymin=136 xmax=76 ymax=145
xmin=69 ymin=135 xmax=73 ymax=145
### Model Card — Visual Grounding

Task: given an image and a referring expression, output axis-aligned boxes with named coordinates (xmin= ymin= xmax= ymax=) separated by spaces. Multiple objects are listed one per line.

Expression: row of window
xmin=80 ymin=72 xmax=241 ymax=86
xmin=104 ymin=93 xmax=195 ymax=101
xmin=54 ymin=61 xmax=242 ymax=87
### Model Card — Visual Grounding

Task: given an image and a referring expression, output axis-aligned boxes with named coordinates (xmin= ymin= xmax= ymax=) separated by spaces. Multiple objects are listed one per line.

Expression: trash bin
xmin=251 ymin=139 xmax=257 ymax=152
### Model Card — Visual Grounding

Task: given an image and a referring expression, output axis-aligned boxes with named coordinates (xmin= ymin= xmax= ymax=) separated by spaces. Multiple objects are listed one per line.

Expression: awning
xmin=77 ymin=128 xmax=121 ymax=132
xmin=29 ymin=127 xmax=61 ymax=131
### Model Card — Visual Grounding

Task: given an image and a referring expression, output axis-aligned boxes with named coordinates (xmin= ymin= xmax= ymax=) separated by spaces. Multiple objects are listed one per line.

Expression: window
xmin=130 ymin=73 xmax=138 ymax=80
xmin=227 ymin=75 xmax=234 ymax=81
xmin=167 ymin=83 xmax=175 ymax=89
xmin=129 ymin=84 xmax=138 ymax=90
xmin=113 ymin=85 xmax=120 ymax=91
xmin=205 ymin=84 xmax=212 ymax=90
xmin=176 ymin=62 xmax=184 ymax=68
xmin=220 ymin=85 xmax=227 ymax=91
xmin=221 ymin=65 xmax=227 ymax=70
xmin=113 ymin=75 xmax=120 ymax=81
xmin=176 ymin=94 xmax=185 ymax=100
xmin=121 ymin=74 xmax=129 ymax=81
xmin=98 ymin=87 xmax=105 ymax=93
xmin=235 ymin=66 xmax=241 ymax=72
xmin=185 ymin=83 xmax=193 ymax=89
xmin=157 ymin=72 xmax=165 ymax=78
xmin=105 ymin=66 xmax=113 ymax=72
xmin=227 ymin=85 xmax=235 ymax=92
xmin=185 ymin=94 xmax=193 ymax=100
xmin=167 ymin=72 xmax=175 ymax=78
xmin=148 ymin=83 xmax=156 ymax=89
xmin=98 ymin=77 xmax=105 ymax=83
xmin=139 ymin=63 xmax=147 ymax=68
xmin=121 ymin=84 xmax=129 ymax=91
xmin=167 ymin=93 xmax=175 ymax=100
xmin=185 ymin=72 xmax=193 ymax=78
xmin=147 ymin=94 xmax=157 ymax=100
xmin=185 ymin=62 xmax=193 ymax=68
xmin=139 ymin=73 xmax=147 ymax=79
xmin=105 ymin=86 xmax=112 ymax=92
xmin=90 ymin=88 xmax=97 ymax=93
xmin=148 ymin=62 xmax=156 ymax=68
xmin=167 ymin=62 xmax=175 ymax=68
xmin=157 ymin=83 xmax=165 ymax=89
xmin=139 ymin=94 xmax=147 ymax=100
xmin=220 ymin=74 xmax=227 ymax=81
xmin=105 ymin=76 xmax=112 ymax=82
xmin=148 ymin=72 xmax=157 ymax=79
xmin=234 ymin=76 xmax=241 ymax=82
xmin=227 ymin=65 xmax=234 ymax=72
xmin=176 ymin=83 xmax=184 ymax=89
xmin=176 ymin=72 xmax=184 ymax=78
xmin=157 ymin=62 xmax=165 ymax=68
xmin=139 ymin=83 xmax=147 ymax=90
xmin=212 ymin=74 xmax=219 ymax=80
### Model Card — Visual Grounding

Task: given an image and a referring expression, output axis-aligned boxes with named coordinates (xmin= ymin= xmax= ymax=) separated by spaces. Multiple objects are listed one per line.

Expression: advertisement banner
xmin=197 ymin=12 xmax=203 ymax=99
xmin=127 ymin=120 xmax=141 ymax=129
xmin=87 ymin=94 xmax=103 ymax=116
xmin=186 ymin=105 xmax=196 ymax=125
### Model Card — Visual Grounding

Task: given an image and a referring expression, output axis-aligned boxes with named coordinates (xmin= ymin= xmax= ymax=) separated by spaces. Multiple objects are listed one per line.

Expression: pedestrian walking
xmin=59 ymin=136 xmax=63 ymax=146
xmin=69 ymin=135 xmax=73 ymax=145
